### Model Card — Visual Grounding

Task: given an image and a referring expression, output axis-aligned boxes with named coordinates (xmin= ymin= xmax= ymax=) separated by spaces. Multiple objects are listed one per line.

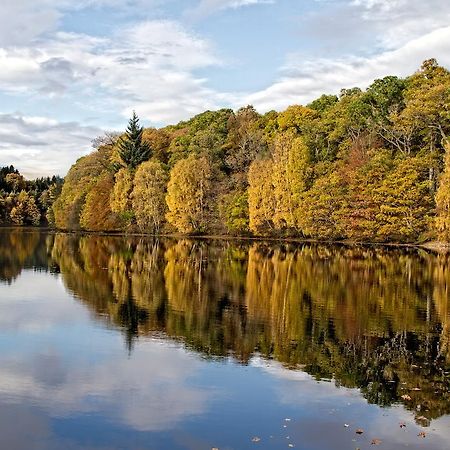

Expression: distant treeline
xmin=6 ymin=58 xmax=450 ymax=242
xmin=0 ymin=166 xmax=63 ymax=226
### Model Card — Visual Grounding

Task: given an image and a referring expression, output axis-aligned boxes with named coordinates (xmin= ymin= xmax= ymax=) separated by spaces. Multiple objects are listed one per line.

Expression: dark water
xmin=0 ymin=230 xmax=449 ymax=450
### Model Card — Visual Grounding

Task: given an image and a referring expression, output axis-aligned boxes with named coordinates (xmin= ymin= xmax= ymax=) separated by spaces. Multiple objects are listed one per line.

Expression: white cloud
xmin=0 ymin=113 xmax=102 ymax=178
xmin=0 ymin=1 xmax=165 ymax=47
xmin=244 ymin=26 xmax=450 ymax=112
xmin=0 ymin=270 xmax=210 ymax=432
xmin=1 ymin=0 xmax=450 ymax=177
xmin=0 ymin=343 xmax=209 ymax=431
xmin=0 ymin=0 xmax=61 ymax=47
xmin=0 ymin=20 xmax=224 ymax=123
xmin=186 ymin=0 xmax=275 ymax=20
xmin=345 ymin=0 xmax=450 ymax=48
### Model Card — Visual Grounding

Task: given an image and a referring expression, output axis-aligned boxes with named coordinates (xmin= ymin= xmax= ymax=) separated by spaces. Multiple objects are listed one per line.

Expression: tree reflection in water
xmin=2 ymin=230 xmax=449 ymax=425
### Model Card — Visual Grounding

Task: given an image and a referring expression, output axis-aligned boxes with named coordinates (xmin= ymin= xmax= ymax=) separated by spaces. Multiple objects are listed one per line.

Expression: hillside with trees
xmin=7 ymin=59 xmax=450 ymax=243
xmin=0 ymin=166 xmax=62 ymax=227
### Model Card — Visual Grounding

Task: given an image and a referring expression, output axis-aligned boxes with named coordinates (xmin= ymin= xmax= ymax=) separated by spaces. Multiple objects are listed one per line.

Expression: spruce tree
xmin=118 ymin=112 xmax=152 ymax=169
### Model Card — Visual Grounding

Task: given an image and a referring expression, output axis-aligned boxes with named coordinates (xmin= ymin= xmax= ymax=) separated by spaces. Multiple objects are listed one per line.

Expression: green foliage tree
xmin=117 ymin=112 xmax=152 ymax=169
xmin=220 ymin=190 xmax=249 ymax=235
xmin=300 ymin=168 xmax=346 ymax=239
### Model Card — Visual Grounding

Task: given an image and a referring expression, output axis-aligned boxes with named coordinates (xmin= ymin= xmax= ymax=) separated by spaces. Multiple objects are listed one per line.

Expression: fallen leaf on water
xmin=356 ymin=429 xmax=364 ymax=435
xmin=371 ymin=439 xmax=382 ymax=445
xmin=251 ymin=437 xmax=261 ymax=443
xmin=418 ymin=432 xmax=427 ymax=438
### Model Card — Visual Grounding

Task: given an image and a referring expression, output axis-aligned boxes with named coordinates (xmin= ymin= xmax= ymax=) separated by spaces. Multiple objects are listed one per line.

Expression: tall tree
xmin=248 ymin=158 xmax=276 ymax=234
xmin=117 ymin=112 xmax=152 ymax=169
xmin=436 ymin=142 xmax=450 ymax=241
xmin=132 ymin=160 xmax=168 ymax=233
xmin=166 ymin=155 xmax=214 ymax=233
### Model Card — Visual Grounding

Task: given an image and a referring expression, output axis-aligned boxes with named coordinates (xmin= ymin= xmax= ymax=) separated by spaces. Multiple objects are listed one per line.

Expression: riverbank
xmin=3 ymin=226 xmax=450 ymax=252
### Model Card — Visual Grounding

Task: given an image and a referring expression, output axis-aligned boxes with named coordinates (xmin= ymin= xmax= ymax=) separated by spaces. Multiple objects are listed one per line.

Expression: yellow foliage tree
xmin=248 ymin=158 xmax=276 ymax=233
xmin=272 ymin=132 xmax=311 ymax=230
xmin=132 ymin=160 xmax=168 ymax=233
xmin=436 ymin=142 xmax=450 ymax=241
xmin=166 ymin=155 xmax=213 ymax=233
xmin=53 ymin=148 xmax=111 ymax=229
xmin=10 ymin=191 xmax=41 ymax=226
xmin=110 ymin=168 xmax=134 ymax=223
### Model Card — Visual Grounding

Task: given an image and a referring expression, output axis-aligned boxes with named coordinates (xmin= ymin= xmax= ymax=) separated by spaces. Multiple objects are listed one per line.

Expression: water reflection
xmin=0 ymin=230 xmax=449 ymax=449
xmin=0 ymin=229 xmax=52 ymax=283
xmin=46 ymin=234 xmax=450 ymax=422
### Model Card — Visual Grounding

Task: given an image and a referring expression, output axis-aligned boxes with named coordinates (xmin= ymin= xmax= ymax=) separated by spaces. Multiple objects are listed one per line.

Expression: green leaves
xmin=117 ymin=112 xmax=152 ymax=169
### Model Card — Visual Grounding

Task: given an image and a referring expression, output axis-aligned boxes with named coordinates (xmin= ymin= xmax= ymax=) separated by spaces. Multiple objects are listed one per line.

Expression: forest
xmin=0 ymin=165 xmax=62 ymax=226
xmin=2 ymin=59 xmax=450 ymax=243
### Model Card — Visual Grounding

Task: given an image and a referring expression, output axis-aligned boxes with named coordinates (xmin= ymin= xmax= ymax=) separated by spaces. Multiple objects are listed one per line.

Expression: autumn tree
xmin=132 ymin=160 xmax=168 ymax=233
xmin=436 ymin=142 xmax=450 ymax=241
xmin=166 ymin=155 xmax=214 ymax=233
xmin=248 ymin=158 xmax=276 ymax=234
xmin=220 ymin=190 xmax=249 ymax=235
xmin=5 ymin=173 xmax=26 ymax=193
xmin=272 ymin=132 xmax=311 ymax=231
xmin=53 ymin=148 xmax=112 ymax=229
xmin=374 ymin=155 xmax=435 ymax=242
xmin=110 ymin=167 xmax=134 ymax=225
xmin=225 ymin=106 xmax=266 ymax=186
xmin=10 ymin=191 xmax=41 ymax=226
xmin=80 ymin=172 xmax=121 ymax=231
xmin=300 ymin=167 xmax=346 ymax=239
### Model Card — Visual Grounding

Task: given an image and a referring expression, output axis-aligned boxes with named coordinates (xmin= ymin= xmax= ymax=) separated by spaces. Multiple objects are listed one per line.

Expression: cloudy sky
xmin=1 ymin=0 xmax=450 ymax=177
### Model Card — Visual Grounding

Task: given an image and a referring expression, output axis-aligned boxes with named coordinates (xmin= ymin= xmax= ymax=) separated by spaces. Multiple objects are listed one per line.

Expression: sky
xmin=0 ymin=0 xmax=450 ymax=178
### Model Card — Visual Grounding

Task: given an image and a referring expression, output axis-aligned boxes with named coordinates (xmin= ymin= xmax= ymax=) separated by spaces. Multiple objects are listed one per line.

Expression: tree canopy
xmin=5 ymin=60 xmax=450 ymax=244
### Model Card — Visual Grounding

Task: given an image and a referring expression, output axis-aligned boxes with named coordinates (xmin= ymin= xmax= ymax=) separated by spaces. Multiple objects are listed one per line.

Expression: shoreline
xmin=2 ymin=225 xmax=450 ymax=252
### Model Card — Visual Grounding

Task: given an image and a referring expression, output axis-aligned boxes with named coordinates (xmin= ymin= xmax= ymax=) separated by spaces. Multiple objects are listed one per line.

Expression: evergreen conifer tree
xmin=118 ymin=112 xmax=152 ymax=169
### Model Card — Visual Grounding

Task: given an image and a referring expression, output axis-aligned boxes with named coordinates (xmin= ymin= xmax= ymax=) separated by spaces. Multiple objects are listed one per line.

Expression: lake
xmin=0 ymin=229 xmax=449 ymax=450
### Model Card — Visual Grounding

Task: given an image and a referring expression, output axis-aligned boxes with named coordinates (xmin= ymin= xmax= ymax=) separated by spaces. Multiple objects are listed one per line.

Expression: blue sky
xmin=1 ymin=0 xmax=450 ymax=177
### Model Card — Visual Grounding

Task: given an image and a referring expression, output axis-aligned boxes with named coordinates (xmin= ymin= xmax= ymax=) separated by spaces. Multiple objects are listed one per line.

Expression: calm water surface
xmin=0 ymin=230 xmax=449 ymax=450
